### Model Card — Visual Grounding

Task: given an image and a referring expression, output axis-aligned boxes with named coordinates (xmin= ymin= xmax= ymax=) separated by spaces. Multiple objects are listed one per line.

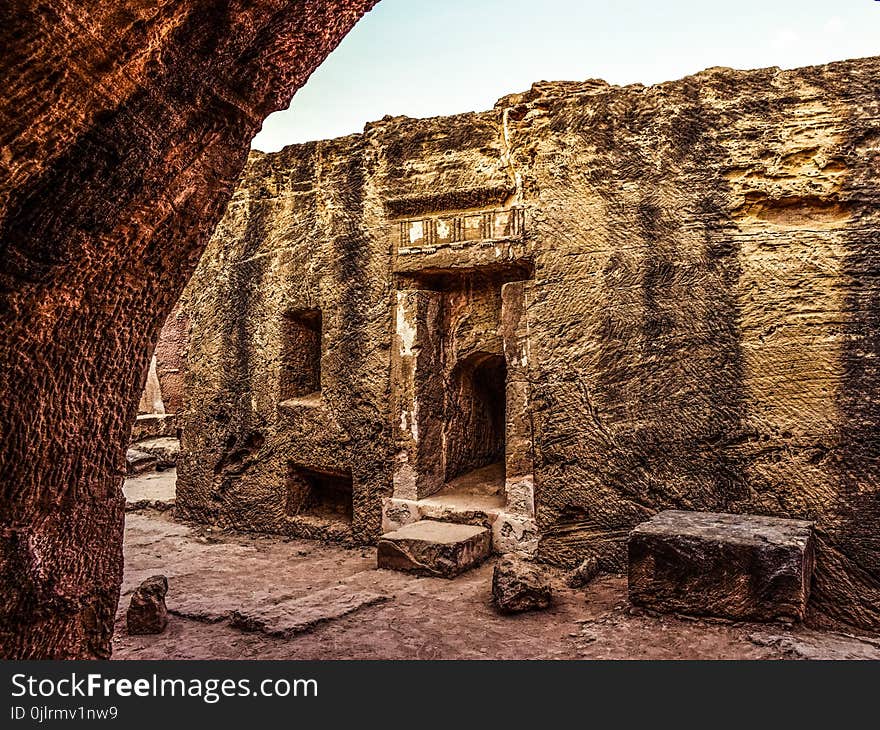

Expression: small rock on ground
xmin=566 ymin=556 xmax=600 ymax=589
xmin=127 ymin=575 xmax=169 ymax=635
xmin=492 ymin=556 xmax=552 ymax=614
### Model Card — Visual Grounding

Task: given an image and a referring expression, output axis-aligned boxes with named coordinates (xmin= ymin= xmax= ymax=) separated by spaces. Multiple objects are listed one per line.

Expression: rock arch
xmin=0 ymin=0 xmax=377 ymax=658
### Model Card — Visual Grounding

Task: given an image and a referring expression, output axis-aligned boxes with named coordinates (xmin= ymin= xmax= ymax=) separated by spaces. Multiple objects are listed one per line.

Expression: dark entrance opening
xmin=285 ymin=463 xmax=353 ymax=523
xmin=444 ymin=352 xmax=506 ymax=483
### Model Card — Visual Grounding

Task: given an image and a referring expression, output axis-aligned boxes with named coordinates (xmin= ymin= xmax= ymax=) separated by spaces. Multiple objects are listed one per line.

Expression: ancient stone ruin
xmin=162 ymin=56 xmax=880 ymax=631
xmin=3 ymin=1 xmax=880 ymax=661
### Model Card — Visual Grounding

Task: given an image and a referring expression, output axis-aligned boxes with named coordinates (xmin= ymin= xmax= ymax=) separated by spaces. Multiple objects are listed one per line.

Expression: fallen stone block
xmin=628 ymin=510 xmax=814 ymax=622
xmin=566 ymin=556 xmax=600 ymax=589
xmin=126 ymin=575 xmax=169 ymax=635
xmin=377 ymin=520 xmax=491 ymax=578
xmin=126 ymin=448 xmax=157 ymax=475
xmin=492 ymin=556 xmax=552 ymax=613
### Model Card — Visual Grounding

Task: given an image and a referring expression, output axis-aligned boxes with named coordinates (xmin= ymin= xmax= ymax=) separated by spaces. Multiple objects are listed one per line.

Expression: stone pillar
xmin=153 ymin=304 xmax=190 ymax=415
xmin=501 ymin=281 xmax=534 ymax=517
xmin=493 ymin=281 xmax=538 ymax=555
xmin=391 ymin=289 xmax=445 ymax=500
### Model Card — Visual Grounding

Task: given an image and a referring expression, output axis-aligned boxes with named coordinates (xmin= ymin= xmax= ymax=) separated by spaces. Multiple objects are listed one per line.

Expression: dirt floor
xmin=113 ymin=471 xmax=880 ymax=660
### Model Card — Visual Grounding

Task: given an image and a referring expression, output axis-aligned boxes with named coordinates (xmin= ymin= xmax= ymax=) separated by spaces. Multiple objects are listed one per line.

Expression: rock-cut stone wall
xmin=178 ymin=57 xmax=880 ymax=630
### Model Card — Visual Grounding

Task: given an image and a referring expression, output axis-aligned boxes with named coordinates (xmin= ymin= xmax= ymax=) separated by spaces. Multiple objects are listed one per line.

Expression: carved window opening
xmin=280 ymin=309 xmax=322 ymax=400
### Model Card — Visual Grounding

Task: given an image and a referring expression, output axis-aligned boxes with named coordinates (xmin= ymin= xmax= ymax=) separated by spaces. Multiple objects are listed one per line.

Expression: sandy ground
xmin=123 ymin=468 xmax=177 ymax=503
xmin=113 ymin=473 xmax=880 ymax=660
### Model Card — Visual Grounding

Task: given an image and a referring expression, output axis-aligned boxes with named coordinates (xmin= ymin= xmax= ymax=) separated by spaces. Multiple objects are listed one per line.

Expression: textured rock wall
xmin=514 ymin=62 xmax=880 ymax=631
xmin=154 ymin=304 xmax=191 ymax=415
xmin=178 ymin=136 xmax=394 ymax=542
xmin=180 ymin=57 xmax=880 ymax=629
xmin=0 ymin=0 xmax=377 ymax=658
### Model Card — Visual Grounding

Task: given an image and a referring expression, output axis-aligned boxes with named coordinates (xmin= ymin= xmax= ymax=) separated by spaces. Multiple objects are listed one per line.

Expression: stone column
xmin=501 ymin=281 xmax=534 ymax=516
xmin=138 ymin=355 xmax=166 ymax=415
xmin=494 ymin=281 xmax=538 ymax=555
xmin=390 ymin=289 xmax=445 ymax=501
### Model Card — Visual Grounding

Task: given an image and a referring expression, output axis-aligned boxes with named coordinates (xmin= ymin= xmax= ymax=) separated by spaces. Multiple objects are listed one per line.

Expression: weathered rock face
xmin=0 ymin=0 xmax=377 ymax=659
xmin=126 ymin=575 xmax=169 ymax=635
xmin=628 ymin=511 xmax=815 ymax=622
xmin=154 ymin=304 xmax=191 ymax=416
xmin=492 ymin=556 xmax=553 ymax=614
xmin=178 ymin=57 xmax=880 ymax=629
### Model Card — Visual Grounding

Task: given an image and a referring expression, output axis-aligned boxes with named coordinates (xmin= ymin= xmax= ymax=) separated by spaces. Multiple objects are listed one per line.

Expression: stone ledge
xmin=131 ymin=413 xmax=179 ymax=442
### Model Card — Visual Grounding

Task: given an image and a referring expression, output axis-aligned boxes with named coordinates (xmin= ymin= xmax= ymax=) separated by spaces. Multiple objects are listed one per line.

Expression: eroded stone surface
xmin=377 ymin=520 xmax=492 ymax=578
xmin=629 ymin=510 xmax=815 ymax=622
xmin=131 ymin=414 xmax=179 ymax=442
xmin=115 ymin=510 xmax=880 ymax=660
xmin=0 ymin=0 xmax=378 ymax=659
xmin=230 ymin=586 xmax=388 ymax=638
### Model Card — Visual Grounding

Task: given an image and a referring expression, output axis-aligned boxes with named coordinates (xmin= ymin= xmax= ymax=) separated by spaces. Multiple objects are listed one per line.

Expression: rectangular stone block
xmin=628 ymin=510 xmax=814 ymax=622
xmin=377 ymin=520 xmax=491 ymax=578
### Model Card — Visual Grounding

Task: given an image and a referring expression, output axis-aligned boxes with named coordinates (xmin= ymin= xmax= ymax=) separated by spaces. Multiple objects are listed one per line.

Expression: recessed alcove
xmin=285 ymin=463 xmax=353 ymax=524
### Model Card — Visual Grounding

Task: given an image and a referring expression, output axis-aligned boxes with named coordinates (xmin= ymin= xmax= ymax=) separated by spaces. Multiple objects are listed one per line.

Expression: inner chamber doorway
xmin=444 ymin=352 xmax=507 ymax=484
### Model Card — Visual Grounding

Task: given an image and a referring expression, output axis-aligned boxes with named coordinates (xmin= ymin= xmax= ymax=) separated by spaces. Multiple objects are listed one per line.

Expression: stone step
xmin=377 ymin=520 xmax=492 ymax=578
xmin=628 ymin=510 xmax=815 ymax=623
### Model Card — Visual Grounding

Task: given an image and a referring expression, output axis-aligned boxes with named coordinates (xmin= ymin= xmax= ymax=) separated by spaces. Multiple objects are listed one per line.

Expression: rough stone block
xmin=126 ymin=448 xmax=157 ymax=475
xmin=492 ymin=511 xmax=538 ymax=556
xmin=566 ymin=556 xmax=600 ymax=589
xmin=492 ymin=556 xmax=552 ymax=613
xmin=628 ymin=510 xmax=815 ymax=622
xmin=377 ymin=520 xmax=491 ymax=578
xmin=126 ymin=575 xmax=169 ymax=635
xmin=133 ymin=436 xmax=180 ymax=469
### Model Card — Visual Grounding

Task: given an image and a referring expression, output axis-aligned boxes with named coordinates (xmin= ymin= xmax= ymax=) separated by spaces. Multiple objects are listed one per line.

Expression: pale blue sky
xmin=252 ymin=0 xmax=879 ymax=151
